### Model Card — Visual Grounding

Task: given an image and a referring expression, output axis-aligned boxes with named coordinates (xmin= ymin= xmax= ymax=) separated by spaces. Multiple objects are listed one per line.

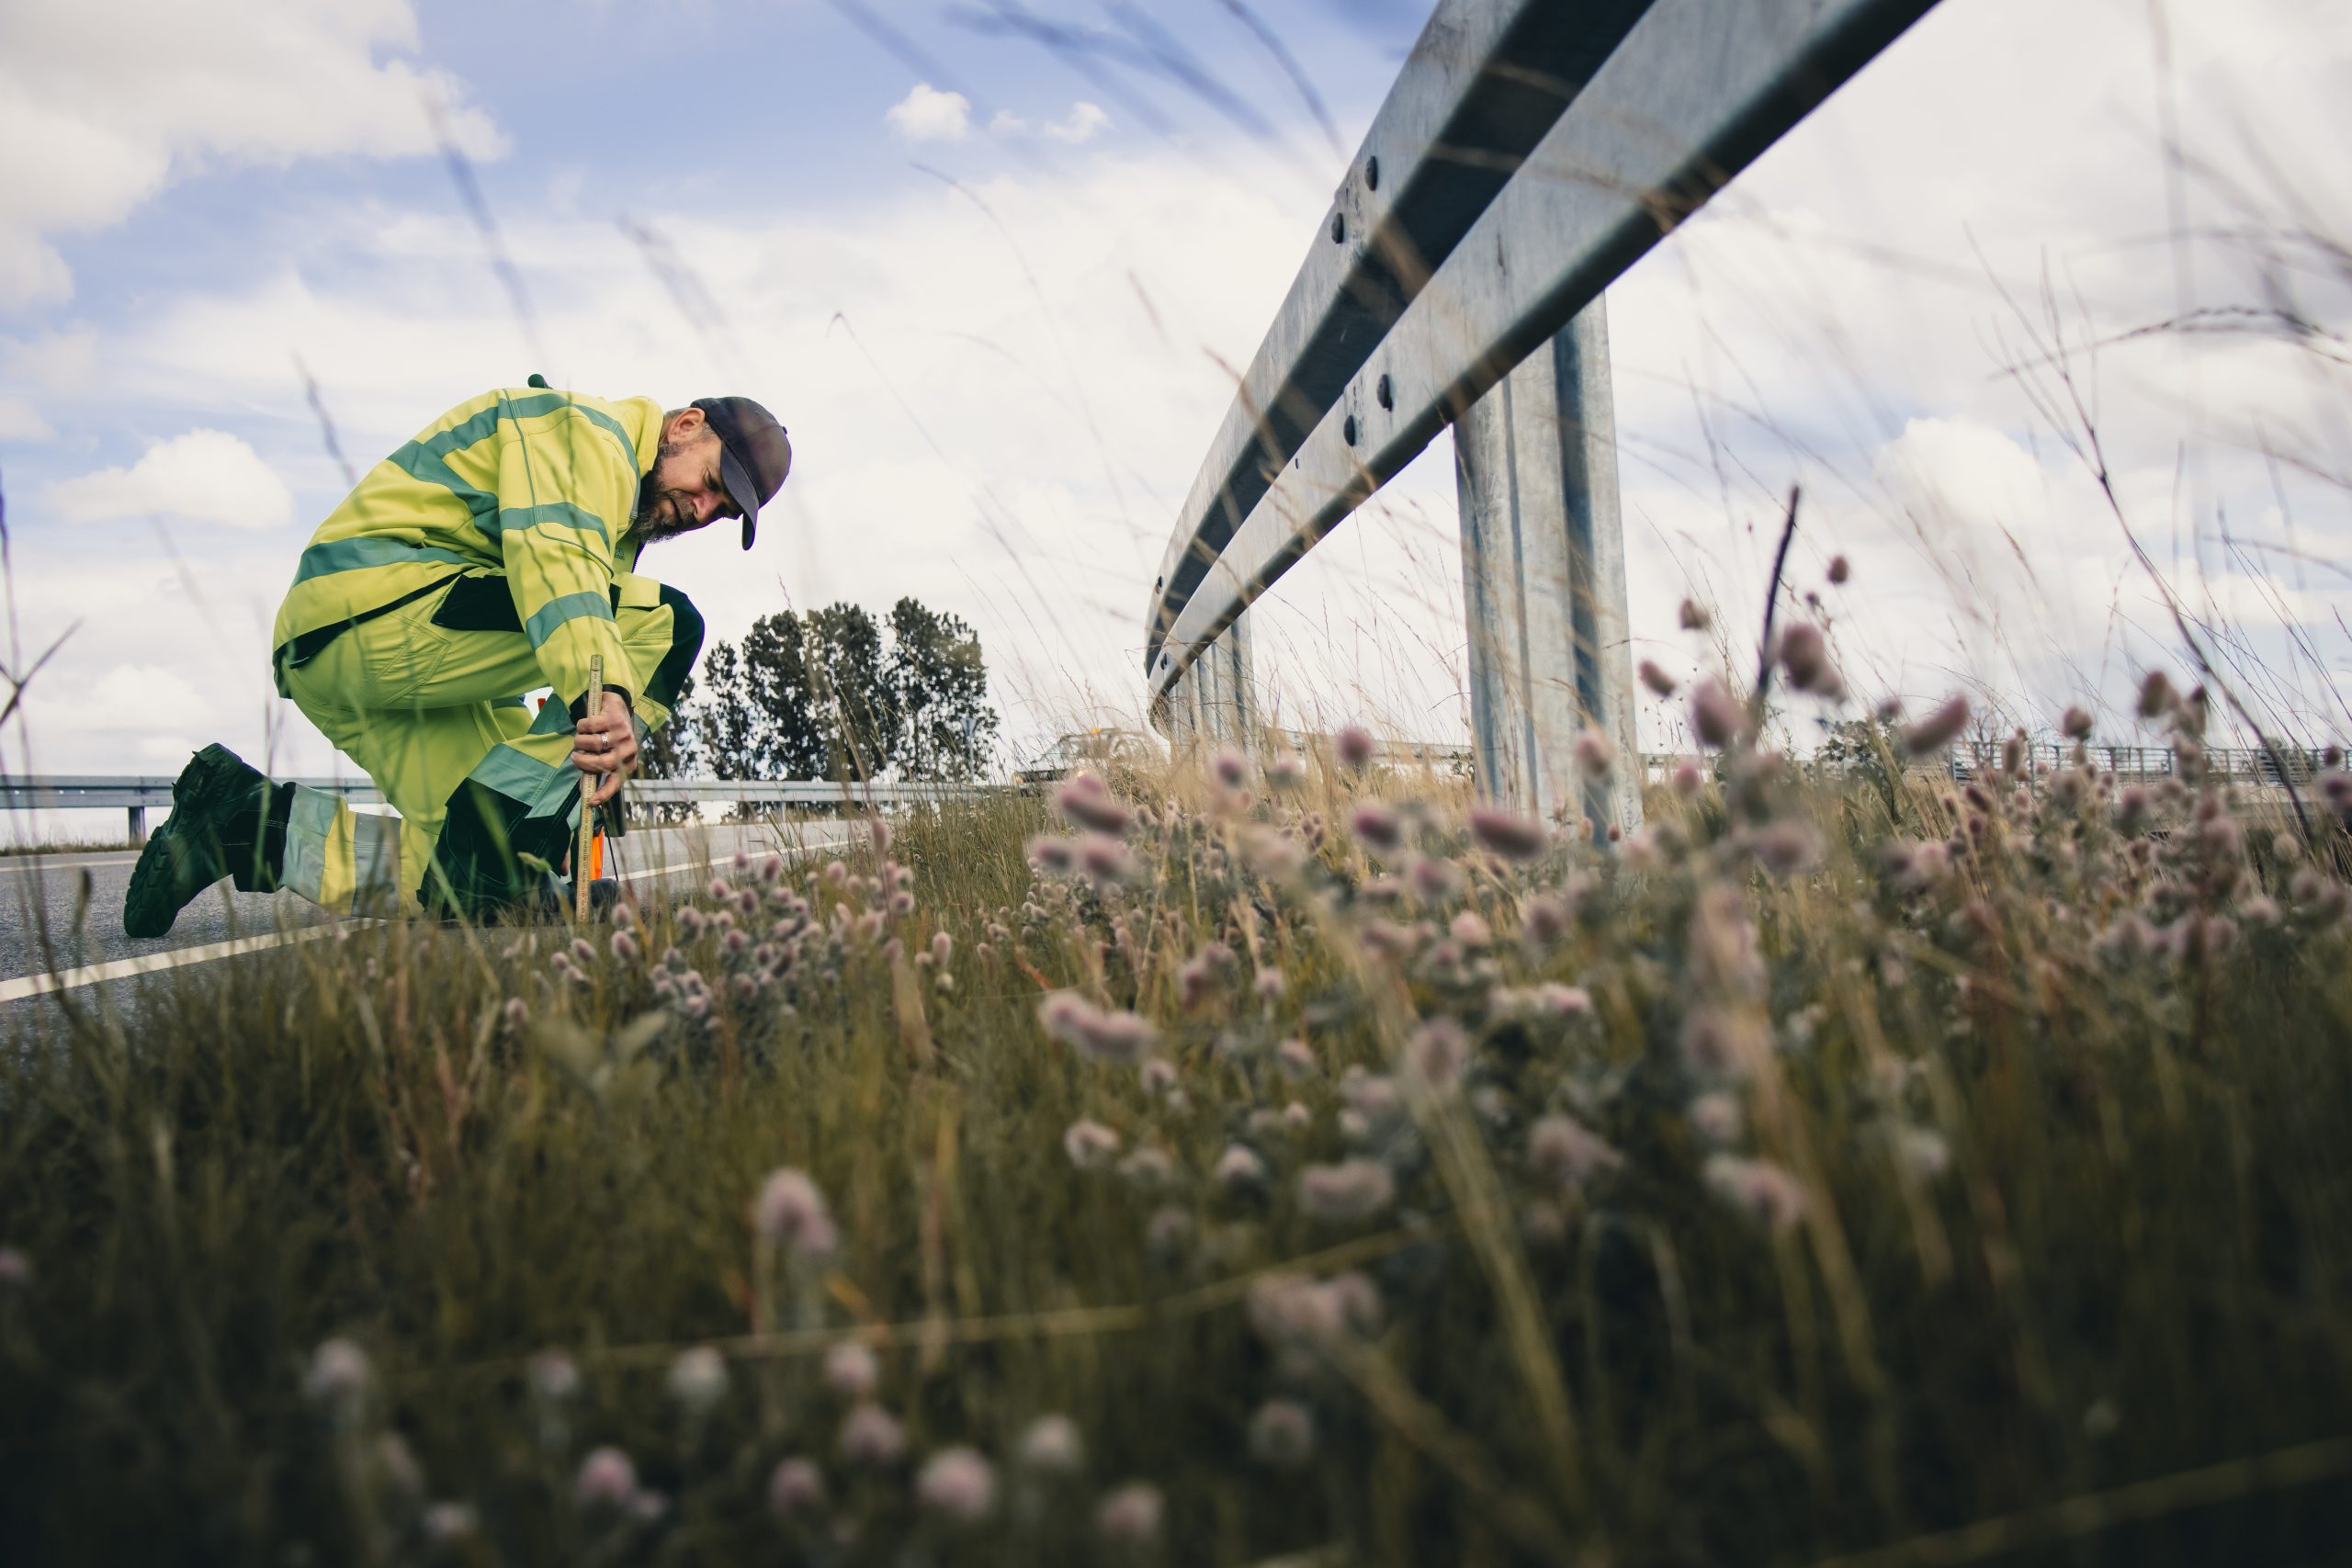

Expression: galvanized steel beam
xmin=1456 ymin=300 xmax=1641 ymax=838
xmin=1147 ymin=0 xmax=1939 ymax=705
xmin=1145 ymin=0 xmax=1659 ymax=701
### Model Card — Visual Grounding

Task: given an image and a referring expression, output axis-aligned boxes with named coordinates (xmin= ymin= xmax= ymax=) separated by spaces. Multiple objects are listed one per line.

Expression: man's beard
xmin=623 ymin=442 xmax=700 ymax=549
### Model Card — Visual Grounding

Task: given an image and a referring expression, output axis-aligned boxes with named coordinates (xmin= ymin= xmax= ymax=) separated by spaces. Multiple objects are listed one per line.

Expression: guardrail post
xmin=1454 ymin=299 xmax=1641 ymax=840
xmin=1194 ymin=610 xmax=1256 ymax=753
xmin=128 ymin=806 xmax=147 ymax=843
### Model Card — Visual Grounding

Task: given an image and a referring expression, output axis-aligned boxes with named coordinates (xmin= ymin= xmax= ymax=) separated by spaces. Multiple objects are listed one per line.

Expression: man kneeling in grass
xmin=122 ymin=384 xmax=791 ymax=933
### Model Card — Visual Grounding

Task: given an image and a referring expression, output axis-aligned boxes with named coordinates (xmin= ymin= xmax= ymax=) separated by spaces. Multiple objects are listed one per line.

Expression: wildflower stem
xmin=1753 ymin=485 xmax=1802 ymax=717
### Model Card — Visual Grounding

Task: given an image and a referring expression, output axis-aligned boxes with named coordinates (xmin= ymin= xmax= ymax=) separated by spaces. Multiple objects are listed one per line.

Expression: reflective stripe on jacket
xmin=271 ymin=387 xmax=662 ymax=707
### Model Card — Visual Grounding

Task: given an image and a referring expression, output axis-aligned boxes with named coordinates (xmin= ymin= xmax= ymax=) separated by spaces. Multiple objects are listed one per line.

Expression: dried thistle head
xmin=1903 ymin=695 xmax=1971 ymax=757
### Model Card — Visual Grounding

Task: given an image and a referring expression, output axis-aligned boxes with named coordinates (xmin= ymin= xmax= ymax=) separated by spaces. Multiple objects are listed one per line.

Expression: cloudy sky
xmin=1 ymin=0 xmax=2346 ymax=800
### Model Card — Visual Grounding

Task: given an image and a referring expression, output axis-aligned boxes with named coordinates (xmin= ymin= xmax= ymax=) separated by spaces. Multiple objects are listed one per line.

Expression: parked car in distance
xmin=1016 ymin=728 xmax=1163 ymax=785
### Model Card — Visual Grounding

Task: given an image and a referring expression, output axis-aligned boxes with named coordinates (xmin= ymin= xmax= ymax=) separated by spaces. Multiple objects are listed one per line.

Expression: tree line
xmin=641 ymin=598 xmax=1000 ymax=784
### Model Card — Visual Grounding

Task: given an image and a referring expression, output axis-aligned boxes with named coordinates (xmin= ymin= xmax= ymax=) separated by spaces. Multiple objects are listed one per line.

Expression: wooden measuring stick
xmin=577 ymin=654 xmax=602 ymax=921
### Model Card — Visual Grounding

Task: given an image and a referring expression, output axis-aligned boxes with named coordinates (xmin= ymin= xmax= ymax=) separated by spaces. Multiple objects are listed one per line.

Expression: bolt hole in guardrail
xmin=1367 ymin=154 xmax=1380 ymax=190
xmin=1342 ymin=413 xmax=1359 ymax=446
xmin=1376 ymin=374 xmax=1394 ymax=411
xmin=1330 ymin=211 xmax=1346 ymax=244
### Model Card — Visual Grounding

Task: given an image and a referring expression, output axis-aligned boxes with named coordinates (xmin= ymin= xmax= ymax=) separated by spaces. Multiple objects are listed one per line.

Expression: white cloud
xmin=988 ymin=102 xmax=1113 ymax=145
xmin=885 ymin=84 xmax=972 ymax=144
xmin=1045 ymin=102 xmax=1111 ymax=144
xmin=0 ymin=397 xmax=54 ymax=443
xmin=0 ymin=0 xmax=503 ymax=310
xmin=47 ymin=431 xmax=296 ymax=530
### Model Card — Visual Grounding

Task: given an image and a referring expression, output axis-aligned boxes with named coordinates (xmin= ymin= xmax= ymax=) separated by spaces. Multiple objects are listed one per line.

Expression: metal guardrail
xmin=7 ymin=741 xmax=2335 ymax=844
xmin=1947 ymin=742 xmax=2334 ymax=787
xmin=628 ymin=780 xmax=1005 ymax=807
xmin=1145 ymin=0 xmax=1941 ymax=836
xmin=0 ymin=775 xmax=1012 ymax=841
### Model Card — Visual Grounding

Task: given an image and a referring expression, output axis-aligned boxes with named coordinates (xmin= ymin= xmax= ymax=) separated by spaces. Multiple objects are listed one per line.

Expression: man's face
xmin=630 ymin=428 xmax=736 ymax=545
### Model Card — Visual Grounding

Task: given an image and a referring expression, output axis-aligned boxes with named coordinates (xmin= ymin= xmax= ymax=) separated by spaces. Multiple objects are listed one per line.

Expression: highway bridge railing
xmin=1142 ymin=0 xmax=1942 ymax=840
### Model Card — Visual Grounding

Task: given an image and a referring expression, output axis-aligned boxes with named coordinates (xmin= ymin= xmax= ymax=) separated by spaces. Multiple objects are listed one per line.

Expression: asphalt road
xmin=0 ymin=818 xmax=857 ymax=1038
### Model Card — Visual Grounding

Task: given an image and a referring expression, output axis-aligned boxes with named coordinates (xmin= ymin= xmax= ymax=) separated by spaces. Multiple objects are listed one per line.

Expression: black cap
xmin=691 ymin=396 xmax=792 ymax=549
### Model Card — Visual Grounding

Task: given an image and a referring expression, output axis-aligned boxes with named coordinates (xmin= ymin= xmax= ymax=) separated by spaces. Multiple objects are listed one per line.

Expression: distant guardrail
xmin=11 ymin=742 xmax=2335 ymax=843
xmin=1637 ymin=744 xmax=2338 ymax=789
xmin=0 ymin=775 xmax=1013 ymax=841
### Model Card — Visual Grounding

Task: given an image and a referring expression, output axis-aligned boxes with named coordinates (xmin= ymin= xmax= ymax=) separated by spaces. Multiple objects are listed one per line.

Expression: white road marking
xmin=0 ymin=924 xmax=347 ymax=1004
xmin=0 ymin=825 xmax=858 ymax=1000
xmin=0 ymin=853 xmax=143 ymax=873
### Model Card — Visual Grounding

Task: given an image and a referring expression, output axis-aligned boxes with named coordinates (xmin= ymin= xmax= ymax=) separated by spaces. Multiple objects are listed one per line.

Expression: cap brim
xmin=718 ymin=446 xmax=761 ymax=550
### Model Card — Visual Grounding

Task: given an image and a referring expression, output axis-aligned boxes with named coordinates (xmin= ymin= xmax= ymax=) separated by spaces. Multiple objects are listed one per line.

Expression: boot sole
xmin=120 ymin=750 xmax=242 ymax=939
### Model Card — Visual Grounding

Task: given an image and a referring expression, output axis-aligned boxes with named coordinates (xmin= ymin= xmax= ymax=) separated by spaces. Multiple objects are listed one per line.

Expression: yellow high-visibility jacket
xmin=271 ymin=386 xmax=662 ymax=708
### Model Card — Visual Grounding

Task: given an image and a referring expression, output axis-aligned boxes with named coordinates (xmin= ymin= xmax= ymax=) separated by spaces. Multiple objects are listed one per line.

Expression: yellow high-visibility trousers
xmin=276 ymin=570 xmax=702 ymax=919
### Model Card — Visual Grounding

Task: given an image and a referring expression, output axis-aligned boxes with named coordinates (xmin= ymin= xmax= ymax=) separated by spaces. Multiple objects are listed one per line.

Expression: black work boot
xmin=121 ymin=744 xmax=284 ymax=938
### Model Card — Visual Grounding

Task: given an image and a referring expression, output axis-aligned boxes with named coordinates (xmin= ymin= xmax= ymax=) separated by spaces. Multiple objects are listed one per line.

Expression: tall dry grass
xmin=2 ymin=695 xmax=2350 ymax=1566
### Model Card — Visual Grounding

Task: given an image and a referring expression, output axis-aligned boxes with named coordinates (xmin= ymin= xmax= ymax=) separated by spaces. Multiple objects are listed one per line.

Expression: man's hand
xmin=571 ymin=690 xmax=639 ymax=808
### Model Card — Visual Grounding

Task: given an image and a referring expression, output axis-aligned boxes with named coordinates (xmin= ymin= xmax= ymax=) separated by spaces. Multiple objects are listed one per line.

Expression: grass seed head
xmin=575 ymin=1446 xmax=638 ymax=1509
xmin=824 ymin=1340 xmax=879 ymax=1399
xmin=840 ymin=1403 xmax=907 ymax=1468
xmin=1038 ymin=994 xmax=1158 ymax=1064
xmin=1248 ymin=1399 xmax=1317 ymax=1468
xmin=422 ymin=1503 xmax=478 ymax=1545
xmin=1063 ymin=1119 xmax=1123 ymax=1170
xmin=1096 ymin=1482 xmax=1165 ymax=1547
xmin=916 ymin=1447 xmax=996 ymax=1525
xmin=1055 ymin=773 xmax=1133 ymax=836
xmin=1529 ymin=1114 xmax=1622 ymax=1188
xmin=527 ymin=1348 xmax=582 ymax=1403
xmin=1350 ymin=801 xmax=1404 ymax=853
xmin=665 ymin=1347 xmax=729 ymax=1415
xmin=1336 ymin=725 xmax=1376 ymax=770
xmin=1215 ymin=1144 xmax=1269 ymax=1191
xmin=1016 ymin=1414 xmax=1084 ymax=1476
xmin=1410 ymin=855 xmax=1464 ymax=903
xmin=1639 ymin=659 xmax=1678 ymax=697
xmin=1691 ymin=679 xmax=1746 ymax=750
xmin=1703 ymin=1155 xmax=1808 ymax=1233
xmin=1903 ymin=695 xmax=1972 ymax=757
xmin=1297 ymin=1158 xmax=1396 ymax=1224
xmin=302 ymin=1337 xmax=370 ymax=1407
xmin=751 ymin=1168 xmax=834 ymax=1258
xmin=1468 ymin=806 xmax=1547 ymax=862
xmin=766 ymin=1457 xmax=826 ymax=1518
xmin=1778 ymin=622 xmax=1835 ymax=694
